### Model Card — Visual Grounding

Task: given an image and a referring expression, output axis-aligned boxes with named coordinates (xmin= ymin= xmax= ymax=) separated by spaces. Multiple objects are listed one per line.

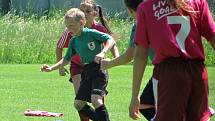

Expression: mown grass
xmin=0 ymin=64 xmax=214 ymax=121
xmin=0 ymin=12 xmax=214 ymax=65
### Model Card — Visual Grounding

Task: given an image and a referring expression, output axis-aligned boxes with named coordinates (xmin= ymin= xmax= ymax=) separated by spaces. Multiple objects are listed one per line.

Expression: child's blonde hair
xmin=65 ymin=8 xmax=86 ymax=22
xmin=81 ymin=0 xmax=95 ymax=5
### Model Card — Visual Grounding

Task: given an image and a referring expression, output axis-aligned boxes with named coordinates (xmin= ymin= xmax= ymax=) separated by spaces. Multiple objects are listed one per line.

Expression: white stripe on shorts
xmin=150 ymin=77 xmax=159 ymax=121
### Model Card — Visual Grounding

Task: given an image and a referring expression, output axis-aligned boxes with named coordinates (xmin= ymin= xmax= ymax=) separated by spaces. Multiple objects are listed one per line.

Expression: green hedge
xmin=208 ymin=0 xmax=215 ymax=14
xmin=0 ymin=12 xmax=215 ymax=66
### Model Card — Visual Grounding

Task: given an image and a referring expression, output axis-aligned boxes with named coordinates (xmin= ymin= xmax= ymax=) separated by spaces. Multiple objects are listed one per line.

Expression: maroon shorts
xmin=152 ymin=57 xmax=210 ymax=121
xmin=70 ymin=61 xmax=84 ymax=77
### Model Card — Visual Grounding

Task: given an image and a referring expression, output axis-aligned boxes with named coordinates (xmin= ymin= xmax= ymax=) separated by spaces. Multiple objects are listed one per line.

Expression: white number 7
xmin=167 ymin=16 xmax=190 ymax=54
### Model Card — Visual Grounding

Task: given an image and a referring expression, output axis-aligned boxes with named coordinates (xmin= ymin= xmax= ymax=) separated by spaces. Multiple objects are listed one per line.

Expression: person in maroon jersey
xmin=127 ymin=0 xmax=215 ymax=120
xmin=55 ymin=0 xmax=119 ymax=121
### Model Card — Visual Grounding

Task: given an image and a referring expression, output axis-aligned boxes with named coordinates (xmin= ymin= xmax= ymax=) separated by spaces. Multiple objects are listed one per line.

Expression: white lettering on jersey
xmin=153 ymin=0 xmax=177 ymax=20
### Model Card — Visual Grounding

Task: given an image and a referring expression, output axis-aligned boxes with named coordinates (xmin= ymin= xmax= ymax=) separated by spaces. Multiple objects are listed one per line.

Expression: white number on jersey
xmin=167 ymin=16 xmax=190 ymax=53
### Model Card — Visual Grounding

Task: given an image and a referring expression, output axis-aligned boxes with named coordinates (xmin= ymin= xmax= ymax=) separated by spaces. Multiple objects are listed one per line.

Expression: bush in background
xmin=0 ymin=12 xmax=64 ymax=64
xmin=208 ymin=0 xmax=215 ymax=14
xmin=0 ymin=11 xmax=214 ymax=66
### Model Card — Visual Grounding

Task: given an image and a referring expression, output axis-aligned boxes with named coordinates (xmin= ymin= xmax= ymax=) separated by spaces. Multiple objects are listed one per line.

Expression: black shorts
xmin=140 ymin=78 xmax=155 ymax=105
xmin=75 ymin=62 xmax=108 ymax=102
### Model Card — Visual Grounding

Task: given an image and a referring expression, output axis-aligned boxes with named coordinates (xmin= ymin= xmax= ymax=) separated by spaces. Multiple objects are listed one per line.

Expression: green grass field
xmin=0 ymin=64 xmax=214 ymax=121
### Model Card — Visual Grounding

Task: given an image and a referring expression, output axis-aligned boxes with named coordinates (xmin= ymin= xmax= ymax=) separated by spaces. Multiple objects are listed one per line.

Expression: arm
xmin=56 ymin=29 xmax=69 ymax=62
xmin=129 ymin=45 xmax=149 ymax=120
xmin=101 ymin=47 xmax=134 ymax=70
xmin=102 ymin=37 xmax=115 ymax=54
xmin=55 ymin=30 xmax=70 ymax=75
xmin=109 ymin=33 xmax=120 ymax=58
xmin=41 ymin=58 xmax=69 ymax=72
xmin=103 ymin=39 xmax=120 ymax=58
xmin=132 ymin=45 xmax=148 ymax=101
xmin=102 ymin=22 xmax=136 ymax=67
xmin=110 ymin=44 xmax=120 ymax=58
xmin=95 ymin=37 xmax=115 ymax=63
xmin=55 ymin=47 xmax=63 ymax=62
xmin=55 ymin=46 xmax=69 ymax=74
xmin=209 ymin=36 xmax=215 ymax=50
xmin=43 ymin=37 xmax=74 ymax=72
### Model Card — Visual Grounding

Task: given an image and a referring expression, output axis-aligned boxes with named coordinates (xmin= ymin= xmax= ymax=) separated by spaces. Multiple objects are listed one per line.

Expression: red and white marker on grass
xmin=24 ymin=109 xmax=64 ymax=117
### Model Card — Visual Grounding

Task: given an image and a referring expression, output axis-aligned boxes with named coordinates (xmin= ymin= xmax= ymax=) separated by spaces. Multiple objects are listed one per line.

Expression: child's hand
xmin=40 ymin=64 xmax=52 ymax=72
xmin=129 ymin=97 xmax=141 ymax=120
xmin=95 ymin=51 xmax=105 ymax=64
xmin=59 ymin=67 xmax=69 ymax=76
xmin=100 ymin=58 xmax=111 ymax=70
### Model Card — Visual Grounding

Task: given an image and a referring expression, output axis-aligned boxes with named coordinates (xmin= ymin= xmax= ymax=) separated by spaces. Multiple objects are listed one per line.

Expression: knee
xmin=74 ymin=100 xmax=86 ymax=111
xmin=91 ymin=94 xmax=103 ymax=108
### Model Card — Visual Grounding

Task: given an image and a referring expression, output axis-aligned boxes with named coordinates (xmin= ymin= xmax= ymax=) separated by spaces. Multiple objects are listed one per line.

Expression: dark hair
xmin=124 ymin=0 xmax=143 ymax=11
xmin=124 ymin=0 xmax=197 ymax=18
xmin=81 ymin=0 xmax=112 ymax=34
xmin=96 ymin=5 xmax=112 ymax=34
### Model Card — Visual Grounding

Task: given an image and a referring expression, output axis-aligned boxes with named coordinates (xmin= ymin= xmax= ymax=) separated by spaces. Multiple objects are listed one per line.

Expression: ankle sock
xmin=95 ymin=105 xmax=110 ymax=121
xmin=78 ymin=105 xmax=98 ymax=121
